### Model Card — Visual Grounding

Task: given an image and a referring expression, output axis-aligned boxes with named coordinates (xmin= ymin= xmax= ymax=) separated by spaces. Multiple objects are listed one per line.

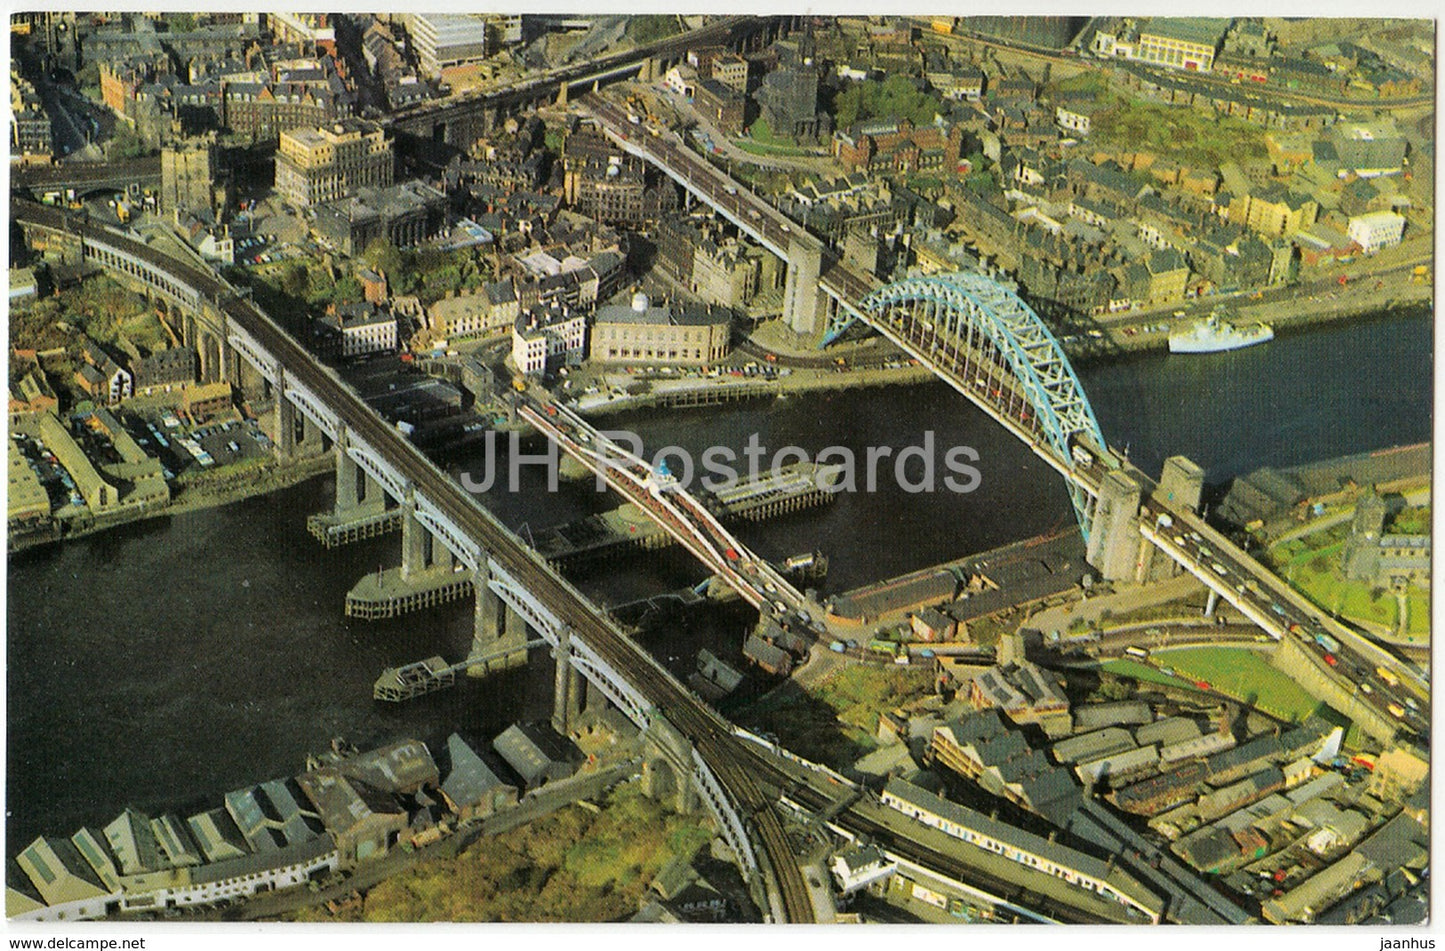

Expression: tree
xmin=363 ymin=238 xmax=404 ymax=282
xmin=333 ymin=275 xmax=364 ymax=305
xmin=834 ymin=83 xmax=863 ymax=129
xmin=279 ymin=261 xmax=310 ymax=300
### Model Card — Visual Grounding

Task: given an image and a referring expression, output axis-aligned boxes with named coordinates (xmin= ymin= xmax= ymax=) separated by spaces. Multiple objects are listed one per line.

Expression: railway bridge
xmin=12 ymin=200 xmax=818 ymax=923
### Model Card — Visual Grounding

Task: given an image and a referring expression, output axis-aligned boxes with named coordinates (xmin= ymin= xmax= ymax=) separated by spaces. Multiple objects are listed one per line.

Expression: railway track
xmin=15 ymin=200 xmax=817 ymax=924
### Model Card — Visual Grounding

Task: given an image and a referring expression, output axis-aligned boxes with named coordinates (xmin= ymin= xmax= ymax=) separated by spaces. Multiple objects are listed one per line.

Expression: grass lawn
xmin=1152 ymin=646 xmax=1319 ymax=722
xmin=741 ymin=115 xmax=820 ymax=154
xmin=734 ymin=665 xmax=931 ymax=770
xmin=1100 ymin=658 xmax=1181 ymax=690
xmin=732 ymin=136 xmax=817 ymax=158
xmin=1404 ymin=588 xmax=1431 ymax=638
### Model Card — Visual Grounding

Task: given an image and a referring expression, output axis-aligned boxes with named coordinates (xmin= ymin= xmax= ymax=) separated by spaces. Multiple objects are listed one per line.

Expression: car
xmin=1323 ymin=653 xmax=1337 ymax=667
xmin=1360 ymin=682 xmax=1373 ymax=694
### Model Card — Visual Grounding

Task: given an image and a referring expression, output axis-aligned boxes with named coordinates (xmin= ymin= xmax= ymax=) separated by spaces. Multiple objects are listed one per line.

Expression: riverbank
xmin=8 ymin=451 xmax=336 ymax=556
xmin=569 ymin=362 xmax=938 ymax=418
xmin=1090 ymin=271 xmax=1432 ymax=358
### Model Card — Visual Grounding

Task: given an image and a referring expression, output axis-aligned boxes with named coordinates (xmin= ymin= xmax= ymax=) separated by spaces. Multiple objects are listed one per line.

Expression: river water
xmin=6 ymin=309 xmax=1430 ymax=855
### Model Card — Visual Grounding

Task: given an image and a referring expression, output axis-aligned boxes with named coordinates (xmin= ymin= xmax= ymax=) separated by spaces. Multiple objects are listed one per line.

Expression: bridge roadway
xmin=516 ymin=395 xmax=815 ymax=625
xmin=581 ymin=94 xmax=1105 ymax=497
xmin=1140 ymin=499 xmax=1429 ymax=738
xmin=11 ymin=199 xmax=815 ymax=924
xmin=572 ymin=96 xmax=1425 ymax=737
xmin=387 ymin=16 xmax=778 ymax=140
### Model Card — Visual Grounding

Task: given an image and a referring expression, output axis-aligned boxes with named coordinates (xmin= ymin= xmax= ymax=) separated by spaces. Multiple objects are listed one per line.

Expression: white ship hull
xmin=1168 ymin=323 xmax=1274 ymax=354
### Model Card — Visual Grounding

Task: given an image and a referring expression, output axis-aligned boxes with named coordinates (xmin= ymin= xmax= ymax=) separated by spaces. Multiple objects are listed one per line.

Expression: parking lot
xmin=123 ymin=409 xmax=273 ymax=477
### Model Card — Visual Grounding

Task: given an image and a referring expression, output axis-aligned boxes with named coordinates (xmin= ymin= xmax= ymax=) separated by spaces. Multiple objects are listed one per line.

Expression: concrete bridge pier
xmin=1087 ymin=469 xmax=1144 ymax=582
xmin=399 ymin=492 xmax=429 ymax=580
xmin=274 ymin=370 xmax=296 ymax=458
xmin=781 ymin=236 xmax=826 ymax=338
xmin=465 ymin=564 xmax=530 ymax=675
xmin=307 ymin=430 xmax=401 ymax=545
xmin=231 ymin=356 xmax=266 ymax=406
xmin=551 ymin=626 xmax=586 ymax=736
xmin=197 ymin=329 xmax=223 ymax=383
xmin=1204 ymin=589 xmax=1220 ymax=617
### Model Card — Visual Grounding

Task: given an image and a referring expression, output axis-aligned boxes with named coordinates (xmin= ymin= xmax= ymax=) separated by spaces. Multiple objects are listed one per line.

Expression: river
xmin=6 ymin=308 xmax=1430 ymax=855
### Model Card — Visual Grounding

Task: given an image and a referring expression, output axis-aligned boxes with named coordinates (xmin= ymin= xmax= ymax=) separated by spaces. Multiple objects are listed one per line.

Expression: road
xmin=517 ymin=392 xmax=815 ymax=627
xmin=1144 ymin=503 xmax=1429 ymax=739
xmin=388 ymin=16 xmax=777 ymax=135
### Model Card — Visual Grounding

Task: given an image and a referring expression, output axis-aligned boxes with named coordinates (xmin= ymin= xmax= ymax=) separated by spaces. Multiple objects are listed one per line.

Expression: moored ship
xmin=1168 ymin=309 xmax=1274 ymax=354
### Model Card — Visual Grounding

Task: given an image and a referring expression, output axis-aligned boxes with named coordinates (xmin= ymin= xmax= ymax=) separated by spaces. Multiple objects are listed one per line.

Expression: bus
xmin=1124 ymin=646 xmax=1149 ymax=661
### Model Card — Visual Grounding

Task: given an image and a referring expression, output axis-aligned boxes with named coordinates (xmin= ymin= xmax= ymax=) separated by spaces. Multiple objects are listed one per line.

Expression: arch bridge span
xmin=829 ymin=271 xmax=1110 ymax=538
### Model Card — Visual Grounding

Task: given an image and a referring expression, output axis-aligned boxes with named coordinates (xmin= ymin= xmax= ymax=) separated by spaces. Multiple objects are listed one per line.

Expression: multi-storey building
xmin=406 ymin=14 xmax=518 ymax=78
xmin=510 ymin=304 xmax=587 ymax=376
xmin=711 ymin=52 xmax=749 ymax=92
xmin=266 ymin=14 xmax=336 ymax=55
xmin=318 ymin=302 xmax=398 ymax=359
xmin=690 ymin=238 xmax=759 ymax=309
xmin=1346 ymin=210 xmax=1406 ymax=254
xmin=590 ymin=294 xmax=731 ymax=367
xmin=313 ymin=180 xmax=447 ymax=255
xmin=10 ymin=72 xmax=52 ymax=158
xmin=221 ymin=80 xmax=342 ymax=141
xmin=274 ymin=120 xmax=393 ymax=208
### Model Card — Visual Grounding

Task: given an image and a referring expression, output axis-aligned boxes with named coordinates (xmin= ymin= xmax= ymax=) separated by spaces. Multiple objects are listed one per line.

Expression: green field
xmin=1151 ymin=647 xmax=1320 ymax=722
xmin=1091 ymin=100 xmax=1269 ymax=167
xmin=1105 ymin=647 xmax=1319 ymax=722
xmin=1269 ymin=523 xmax=1430 ymax=641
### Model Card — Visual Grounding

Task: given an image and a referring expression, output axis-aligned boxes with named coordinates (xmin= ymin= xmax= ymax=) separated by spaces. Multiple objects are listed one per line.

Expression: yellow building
xmin=1243 ymin=186 xmax=1318 ymax=239
xmin=275 ymin=120 xmax=393 ymax=207
xmin=1136 ymin=18 xmax=1228 ymax=72
xmin=591 ymin=295 xmax=731 ymax=367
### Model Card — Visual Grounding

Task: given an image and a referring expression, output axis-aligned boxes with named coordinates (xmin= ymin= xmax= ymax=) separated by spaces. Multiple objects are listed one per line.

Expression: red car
xmin=1194 ymin=680 xmax=1211 ymax=690
xmin=1324 ymin=653 xmax=1338 ymax=667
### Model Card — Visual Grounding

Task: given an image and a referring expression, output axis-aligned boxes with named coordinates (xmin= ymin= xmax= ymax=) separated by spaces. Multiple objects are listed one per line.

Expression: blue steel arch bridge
xmin=823 ymin=270 xmax=1111 ymax=541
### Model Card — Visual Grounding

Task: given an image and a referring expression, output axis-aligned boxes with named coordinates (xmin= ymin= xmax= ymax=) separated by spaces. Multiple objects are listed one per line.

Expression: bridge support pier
xmin=641 ymin=718 xmax=700 ymax=815
xmin=466 ymin=564 xmax=529 ymax=675
xmin=1087 ymin=469 xmax=1144 ymax=582
xmin=551 ymin=626 xmax=585 ymax=736
xmin=307 ymin=426 xmax=401 ymax=546
xmin=781 ymin=235 xmax=826 ymax=338
xmin=1204 ymin=590 xmax=1220 ymax=617
xmin=400 ymin=493 xmax=427 ymax=580
xmin=275 ymin=371 xmax=296 ymax=458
